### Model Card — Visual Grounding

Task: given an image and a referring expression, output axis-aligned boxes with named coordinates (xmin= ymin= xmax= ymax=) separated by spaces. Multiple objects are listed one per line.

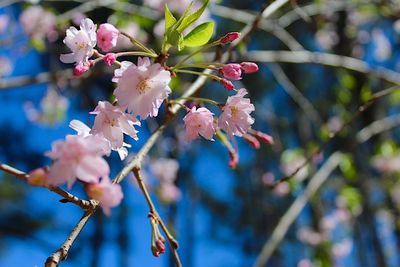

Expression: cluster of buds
xmin=149 ymin=214 xmax=166 ymax=257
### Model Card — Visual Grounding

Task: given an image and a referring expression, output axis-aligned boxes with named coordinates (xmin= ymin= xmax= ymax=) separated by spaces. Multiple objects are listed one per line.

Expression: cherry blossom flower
xmin=0 ymin=14 xmax=9 ymax=34
xmin=86 ymin=177 xmax=123 ymax=216
xmin=157 ymin=183 xmax=181 ymax=203
xmin=183 ymin=106 xmax=216 ymax=142
xmin=90 ymin=101 xmax=140 ymax=154
xmin=20 ymin=6 xmax=55 ymax=39
xmin=24 ymin=88 xmax=69 ymax=125
xmin=150 ymin=158 xmax=179 ymax=184
xmin=69 ymin=119 xmax=113 ymax=156
xmin=220 ymin=64 xmax=242 ymax=80
xmin=46 ymin=135 xmax=110 ymax=188
xmin=218 ymin=88 xmax=255 ymax=138
xmin=96 ymin=23 xmax=119 ymax=52
xmin=0 ymin=57 xmax=13 ymax=77
xmin=27 ymin=168 xmax=48 ymax=187
xmin=60 ymin=18 xmax=97 ymax=65
xmin=113 ymin=57 xmax=171 ymax=119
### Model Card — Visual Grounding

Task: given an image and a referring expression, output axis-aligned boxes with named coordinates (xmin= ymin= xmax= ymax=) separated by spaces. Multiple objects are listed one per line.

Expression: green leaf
xmin=164 ymin=3 xmax=176 ymax=32
xmin=176 ymin=0 xmax=209 ymax=33
xmin=168 ymin=30 xmax=185 ymax=51
xmin=183 ymin=21 xmax=214 ymax=47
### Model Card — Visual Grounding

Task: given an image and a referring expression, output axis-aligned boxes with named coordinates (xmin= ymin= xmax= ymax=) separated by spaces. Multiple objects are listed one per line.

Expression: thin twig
xmin=21 ymin=1 xmax=290 ymax=266
xmin=253 ymin=96 xmax=400 ymax=265
xmin=270 ymin=86 xmax=399 ymax=186
xmin=132 ymin=168 xmax=181 ymax=266
xmin=0 ymin=163 xmax=95 ymax=209
xmin=252 ymin=152 xmax=344 ymax=267
xmin=244 ymin=50 xmax=400 ymax=85
xmin=269 ymin=64 xmax=322 ymax=127
xmin=44 ymin=209 xmax=97 ymax=267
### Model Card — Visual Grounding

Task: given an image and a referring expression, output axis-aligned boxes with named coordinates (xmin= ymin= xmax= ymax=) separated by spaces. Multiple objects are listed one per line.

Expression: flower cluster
xmin=29 ymin=3 xmax=272 ymax=216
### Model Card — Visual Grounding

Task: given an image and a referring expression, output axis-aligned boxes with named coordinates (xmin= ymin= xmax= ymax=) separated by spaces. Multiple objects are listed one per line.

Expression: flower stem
xmin=173 ymin=96 xmax=221 ymax=107
xmin=116 ymin=51 xmax=158 ymax=58
xmin=120 ymin=31 xmax=158 ymax=57
xmin=174 ymin=69 xmax=220 ymax=80
xmin=173 ymin=41 xmax=221 ymax=69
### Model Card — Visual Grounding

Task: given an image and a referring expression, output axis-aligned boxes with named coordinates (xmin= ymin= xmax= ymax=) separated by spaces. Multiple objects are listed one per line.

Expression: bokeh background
xmin=1 ymin=0 xmax=400 ymax=266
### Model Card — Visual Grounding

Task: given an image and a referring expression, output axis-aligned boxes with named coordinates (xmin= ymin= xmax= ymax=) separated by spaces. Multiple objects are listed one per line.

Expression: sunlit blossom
xmin=218 ymin=88 xmax=255 ymax=138
xmin=113 ymin=57 xmax=171 ymax=119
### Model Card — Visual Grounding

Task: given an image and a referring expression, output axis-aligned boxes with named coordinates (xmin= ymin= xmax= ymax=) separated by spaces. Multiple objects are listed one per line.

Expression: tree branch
xmin=244 ymin=50 xmax=400 ymax=85
xmin=45 ymin=209 xmax=97 ymax=267
xmin=0 ymin=163 xmax=95 ymax=209
xmin=252 ymin=152 xmax=344 ymax=267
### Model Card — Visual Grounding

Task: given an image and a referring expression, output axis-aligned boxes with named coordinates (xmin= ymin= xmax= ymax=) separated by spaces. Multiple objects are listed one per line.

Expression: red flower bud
xmin=220 ymin=63 xmax=242 ymax=80
xmin=73 ymin=63 xmax=89 ymax=76
xmin=220 ymin=32 xmax=240 ymax=44
xmin=243 ymin=134 xmax=261 ymax=149
xmin=220 ymin=78 xmax=235 ymax=90
xmin=103 ymin=53 xmax=117 ymax=66
xmin=240 ymin=62 xmax=259 ymax=73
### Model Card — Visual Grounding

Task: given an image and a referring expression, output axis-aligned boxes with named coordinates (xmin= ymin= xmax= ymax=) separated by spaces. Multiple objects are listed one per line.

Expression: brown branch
xmin=0 ymin=1 xmax=292 ymax=266
xmin=269 ymin=86 xmax=400 ymax=187
xmin=44 ymin=209 xmax=97 ymax=267
xmin=244 ymin=50 xmax=400 ymax=85
xmin=0 ymin=163 xmax=94 ymax=209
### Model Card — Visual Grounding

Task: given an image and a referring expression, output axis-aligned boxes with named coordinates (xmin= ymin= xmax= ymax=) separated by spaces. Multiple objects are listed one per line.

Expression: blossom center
xmin=230 ymin=106 xmax=239 ymax=117
xmin=137 ymin=79 xmax=151 ymax=94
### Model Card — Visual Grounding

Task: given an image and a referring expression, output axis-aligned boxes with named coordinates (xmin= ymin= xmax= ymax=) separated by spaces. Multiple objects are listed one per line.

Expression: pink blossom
xmin=220 ymin=32 xmax=240 ymax=44
xmin=90 ymin=101 xmax=140 ymax=153
xmin=0 ymin=15 xmax=9 ymax=34
xmin=240 ymin=62 xmax=259 ymax=73
xmin=220 ymin=64 xmax=242 ymax=80
xmin=46 ymin=135 xmax=110 ymax=188
xmin=150 ymin=158 xmax=179 ymax=183
xmin=73 ymin=62 xmax=90 ymax=76
xmin=220 ymin=78 xmax=234 ymax=90
xmin=86 ymin=177 xmax=123 ymax=216
xmin=69 ymin=120 xmax=112 ymax=156
xmin=0 ymin=57 xmax=13 ymax=77
xmin=157 ymin=183 xmax=181 ymax=203
xmin=20 ymin=6 xmax=55 ymax=39
xmin=183 ymin=106 xmax=216 ymax=142
xmin=60 ymin=18 xmax=97 ymax=65
xmin=218 ymin=88 xmax=255 ymax=138
xmin=113 ymin=57 xmax=171 ymax=119
xmin=27 ymin=168 xmax=48 ymax=187
xmin=103 ymin=53 xmax=117 ymax=66
xmin=96 ymin=23 xmax=119 ymax=52
xmin=24 ymin=88 xmax=69 ymax=125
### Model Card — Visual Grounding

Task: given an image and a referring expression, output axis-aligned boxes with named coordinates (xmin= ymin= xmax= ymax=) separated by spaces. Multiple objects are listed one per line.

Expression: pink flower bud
xmin=220 ymin=32 xmax=240 ymax=44
xmin=103 ymin=53 xmax=117 ymax=66
xmin=243 ymin=134 xmax=261 ymax=149
xmin=253 ymin=131 xmax=274 ymax=145
xmin=97 ymin=23 xmax=119 ymax=52
xmin=228 ymin=149 xmax=239 ymax=169
xmin=27 ymin=168 xmax=48 ymax=186
xmin=240 ymin=62 xmax=259 ymax=73
xmin=73 ymin=63 xmax=89 ymax=76
xmin=220 ymin=63 xmax=242 ymax=80
xmin=220 ymin=78 xmax=234 ymax=90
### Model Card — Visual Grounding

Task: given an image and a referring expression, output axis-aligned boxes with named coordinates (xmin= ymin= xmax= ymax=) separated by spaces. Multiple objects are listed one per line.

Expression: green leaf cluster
xmin=162 ymin=0 xmax=214 ymax=52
